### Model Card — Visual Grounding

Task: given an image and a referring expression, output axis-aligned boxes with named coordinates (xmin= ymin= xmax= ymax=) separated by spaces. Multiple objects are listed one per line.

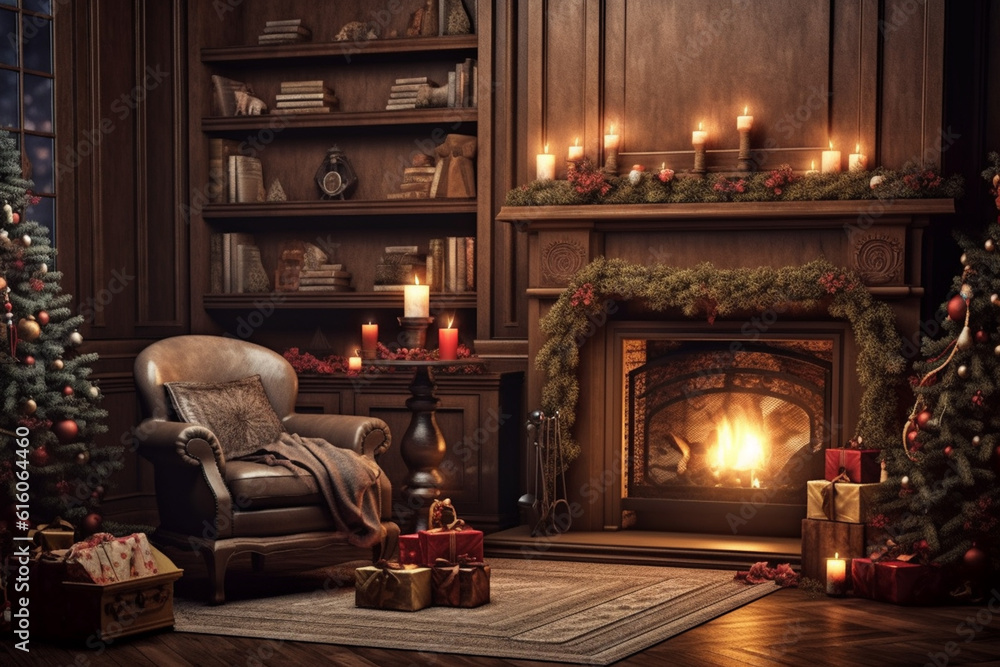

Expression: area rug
xmin=173 ymin=558 xmax=778 ymax=665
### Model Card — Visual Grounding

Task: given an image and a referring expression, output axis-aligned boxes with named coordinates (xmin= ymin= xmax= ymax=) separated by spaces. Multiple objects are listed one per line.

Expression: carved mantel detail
xmin=541 ymin=240 xmax=588 ymax=286
xmin=852 ymin=233 xmax=904 ymax=285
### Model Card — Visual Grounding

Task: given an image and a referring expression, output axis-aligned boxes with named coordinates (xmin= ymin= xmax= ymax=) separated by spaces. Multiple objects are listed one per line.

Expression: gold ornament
xmin=961 ymin=253 xmax=968 ymax=266
xmin=21 ymin=398 xmax=37 ymax=415
xmin=957 ymin=364 xmax=968 ymax=378
xmin=987 ymin=239 xmax=996 ymax=252
xmin=49 ymin=358 xmax=64 ymax=371
xmin=992 ymin=294 xmax=1000 ymax=306
xmin=17 ymin=317 xmax=41 ymax=341
xmin=961 ymin=283 xmax=973 ymax=299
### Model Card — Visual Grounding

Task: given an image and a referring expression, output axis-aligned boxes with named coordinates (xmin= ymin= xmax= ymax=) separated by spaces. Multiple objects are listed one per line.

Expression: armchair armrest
xmin=133 ymin=419 xmax=227 ymax=473
xmin=282 ymin=413 xmax=391 ymax=459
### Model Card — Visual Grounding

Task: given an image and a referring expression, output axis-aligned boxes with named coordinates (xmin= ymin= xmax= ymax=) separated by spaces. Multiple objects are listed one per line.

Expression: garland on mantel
xmin=506 ymin=160 xmax=963 ymax=206
xmin=537 ymin=257 xmax=908 ymax=464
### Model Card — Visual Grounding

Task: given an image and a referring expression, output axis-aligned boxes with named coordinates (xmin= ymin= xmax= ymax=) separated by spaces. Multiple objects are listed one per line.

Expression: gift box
xmin=398 ymin=528 xmax=484 ymax=566
xmin=806 ymin=480 xmax=879 ymax=524
xmin=824 ymin=448 xmax=881 ymax=483
xmin=34 ymin=545 xmax=182 ymax=642
xmin=355 ymin=563 xmax=432 ymax=611
xmin=431 ymin=559 xmax=491 ymax=608
xmin=800 ymin=518 xmax=867 ymax=582
xmin=850 ymin=557 xmax=945 ymax=605
xmin=65 ymin=533 xmax=159 ymax=584
xmin=29 ymin=517 xmax=76 ymax=552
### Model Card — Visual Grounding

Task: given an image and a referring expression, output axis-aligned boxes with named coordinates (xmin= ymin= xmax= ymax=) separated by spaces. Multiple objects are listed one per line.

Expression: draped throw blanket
xmin=240 ymin=432 xmax=384 ymax=548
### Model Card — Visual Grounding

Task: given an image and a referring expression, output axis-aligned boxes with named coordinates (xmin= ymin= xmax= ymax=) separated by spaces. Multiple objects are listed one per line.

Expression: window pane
xmin=0 ymin=0 xmax=16 ymax=7
xmin=22 ymin=73 xmax=51 ymax=131
xmin=0 ymin=69 xmax=18 ymax=128
xmin=21 ymin=14 xmax=51 ymax=73
xmin=0 ymin=9 xmax=17 ymax=66
xmin=24 ymin=133 xmax=52 ymax=193
xmin=23 ymin=0 xmax=52 ymax=14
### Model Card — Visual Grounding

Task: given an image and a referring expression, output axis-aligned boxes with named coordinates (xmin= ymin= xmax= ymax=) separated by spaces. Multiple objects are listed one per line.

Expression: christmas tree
xmin=877 ymin=152 xmax=1000 ymax=592
xmin=1 ymin=128 xmax=118 ymax=557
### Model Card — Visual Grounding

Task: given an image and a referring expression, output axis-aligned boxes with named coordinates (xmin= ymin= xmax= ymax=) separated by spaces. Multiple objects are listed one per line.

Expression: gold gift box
xmin=355 ymin=564 xmax=432 ymax=611
xmin=806 ymin=480 xmax=880 ymax=524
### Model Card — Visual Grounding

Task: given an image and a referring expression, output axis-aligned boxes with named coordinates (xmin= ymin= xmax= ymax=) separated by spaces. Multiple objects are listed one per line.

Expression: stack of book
xmin=426 ymin=237 xmax=475 ymax=293
xmin=297 ymin=264 xmax=353 ymax=292
xmin=273 ymin=80 xmax=338 ymax=115
xmin=373 ymin=246 xmax=426 ymax=290
xmin=387 ymin=165 xmax=438 ymax=200
xmin=386 ymin=77 xmax=436 ymax=111
xmin=258 ymin=19 xmax=312 ymax=45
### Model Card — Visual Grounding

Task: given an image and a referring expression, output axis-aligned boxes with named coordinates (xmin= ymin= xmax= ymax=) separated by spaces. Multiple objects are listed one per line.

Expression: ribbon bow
xmin=821 ymin=473 xmax=851 ymax=521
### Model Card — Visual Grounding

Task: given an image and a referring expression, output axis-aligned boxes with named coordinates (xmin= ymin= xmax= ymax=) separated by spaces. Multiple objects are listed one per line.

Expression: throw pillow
xmin=164 ymin=375 xmax=285 ymax=460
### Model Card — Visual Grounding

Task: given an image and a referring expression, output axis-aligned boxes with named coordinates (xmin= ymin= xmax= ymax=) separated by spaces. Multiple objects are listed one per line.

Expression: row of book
xmin=428 ymin=237 xmax=475 ymax=293
xmin=211 ymin=233 xmax=270 ymax=294
xmin=384 ymin=59 xmax=477 ymax=111
xmin=257 ymin=19 xmax=312 ymax=45
xmin=273 ymin=80 xmax=339 ymax=115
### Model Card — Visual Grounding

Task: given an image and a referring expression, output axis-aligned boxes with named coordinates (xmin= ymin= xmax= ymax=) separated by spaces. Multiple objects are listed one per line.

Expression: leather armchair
xmin=133 ymin=335 xmax=398 ymax=603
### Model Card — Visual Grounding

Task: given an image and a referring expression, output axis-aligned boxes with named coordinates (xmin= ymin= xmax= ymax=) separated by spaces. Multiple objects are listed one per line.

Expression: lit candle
xmin=691 ymin=122 xmax=707 ymax=146
xmin=438 ymin=316 xmax=458 ymax=361
xmin=806 ymin=159 xmax=819 ymax=175
xmin=403 ymin=277 xmax=430 ymax=318
xmin=736 ymin=106 xmax=753 ymax=131
xmin=821 ymin=141 xmax=842 ymax=173
xmin=604 ymin=124 xmax=620 ymax=152
xmin=361 ymin=322 xmax=378 ymax=356
xmin=567 ymin=137 xmax=584 ymax=161
xmin=826 ymin=552 xmax=847 ymax=596
xmin=348 ymin=354 xmax=362 ymax=372
xmin=848 ymin=143 xmax=867 ymax=172
xmin=536 ymin=144 xmax=556 ymax=181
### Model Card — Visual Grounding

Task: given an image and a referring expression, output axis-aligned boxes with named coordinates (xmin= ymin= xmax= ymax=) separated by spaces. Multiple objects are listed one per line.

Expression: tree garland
xmin=537 ymin=257 xmax=909 ymax=463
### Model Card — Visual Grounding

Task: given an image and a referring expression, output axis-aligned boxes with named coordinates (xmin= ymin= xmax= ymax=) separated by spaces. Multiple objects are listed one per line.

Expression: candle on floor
xmin=438 ymin=317 xmax=459 ymax=361
xmin=821 ymin=141 xmax=842 ymax=173
xmin=403 ymin=278 xmax=430 ymax=318
xmin=826 ymin=552 xmax=847 ymax=596
xmin=536 ymin=144 xmax=556 ymax=181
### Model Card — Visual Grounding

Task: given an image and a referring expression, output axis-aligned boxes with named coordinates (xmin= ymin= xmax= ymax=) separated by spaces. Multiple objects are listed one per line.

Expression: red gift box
xmin=398 ymin=529 xmax=484 ymax=566
xmin=399 ymin=534 xmax=422 ymax=565
xmin=824 ymin=448 xmax=881 ymax=483
xmin=850 ymin=558 xmax=945 ymax=605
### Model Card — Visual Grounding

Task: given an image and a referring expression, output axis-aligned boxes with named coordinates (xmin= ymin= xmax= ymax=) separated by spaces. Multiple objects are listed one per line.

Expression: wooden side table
xmin=368 ymin=359 xmax=485 ymax=531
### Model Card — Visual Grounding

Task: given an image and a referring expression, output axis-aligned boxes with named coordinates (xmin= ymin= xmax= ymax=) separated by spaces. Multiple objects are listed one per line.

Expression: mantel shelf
xmin=201 ymin=35 xmax=479 ymax=64
xmin=203 ymin=292 xmax=477 ymax=310
xmin=497 ymin=199 xmax=955 ymax=230
xmin=203 ymin=198 xmax=477 ymax=221
xmin=202 ymin=108 xmax=478 ymax=132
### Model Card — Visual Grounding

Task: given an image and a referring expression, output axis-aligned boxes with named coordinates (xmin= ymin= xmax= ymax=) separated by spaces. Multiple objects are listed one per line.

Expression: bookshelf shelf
xmin=201 ymin=108 xmax=478 ymax=132
xmin=202 ymin=198 xmax=477 ymax=222
xmin=201 ymin=35 xmax=479 ymax=64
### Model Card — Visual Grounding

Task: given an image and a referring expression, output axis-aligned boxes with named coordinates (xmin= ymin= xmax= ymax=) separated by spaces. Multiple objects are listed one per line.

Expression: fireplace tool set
xmin=518 ymin=409 xmax=572 ymax=536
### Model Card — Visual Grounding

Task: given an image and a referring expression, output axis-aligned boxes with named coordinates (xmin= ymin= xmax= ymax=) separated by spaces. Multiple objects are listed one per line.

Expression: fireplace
xmin=618 ymin=327 xmax=840 ymax=537
xmin=498 ymin=199 xmax=953 ymax=541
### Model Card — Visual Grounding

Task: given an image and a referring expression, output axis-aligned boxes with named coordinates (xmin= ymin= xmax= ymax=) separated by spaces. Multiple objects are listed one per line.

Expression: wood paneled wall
xmin=55 ymin=0 xmax=188 ymax=523
xmin=520 ymin=0 xmax=946 ymax=185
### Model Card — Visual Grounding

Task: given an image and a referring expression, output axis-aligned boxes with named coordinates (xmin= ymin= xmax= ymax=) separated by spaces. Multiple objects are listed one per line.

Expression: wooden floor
xmin=8 ymin=544 xmax=1000 ymax=667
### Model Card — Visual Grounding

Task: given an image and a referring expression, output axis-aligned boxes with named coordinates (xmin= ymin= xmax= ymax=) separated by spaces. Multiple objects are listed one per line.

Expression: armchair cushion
xmin=224 ymin=460 xmax=323 ymax=510
xmin=165 ymin=374 xmax=285 ymax=460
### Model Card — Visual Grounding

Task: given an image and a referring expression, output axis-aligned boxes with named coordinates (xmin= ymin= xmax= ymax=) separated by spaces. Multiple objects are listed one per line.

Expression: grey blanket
xmin=240 ymin=432 xmax=384 ymax=548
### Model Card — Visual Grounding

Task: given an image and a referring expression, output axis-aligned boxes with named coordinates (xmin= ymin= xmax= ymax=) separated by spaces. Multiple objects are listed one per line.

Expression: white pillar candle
xmin=848 ymin=143 xmax=867 ymax=171
xmin=604 ymin=125 xmax=620 ymax=152
xmin=536 ymin=144 xmax=556 ymax=180
xmin=567 ymin=138 xmax=584 ymax=161
xmin=736 ymin=106 xmax=753 ymax=131
xmin=821 ymin=141 xmax=841 ymax=173
xmin=691 ymin=122 xmax=707 ymax=146
xmin=403 ymin=279 xmax=430 ymax=318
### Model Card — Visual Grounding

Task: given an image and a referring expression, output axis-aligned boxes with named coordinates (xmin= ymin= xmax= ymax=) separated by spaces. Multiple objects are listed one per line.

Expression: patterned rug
xmin=173 ymin=558 xmax=778 ymax=665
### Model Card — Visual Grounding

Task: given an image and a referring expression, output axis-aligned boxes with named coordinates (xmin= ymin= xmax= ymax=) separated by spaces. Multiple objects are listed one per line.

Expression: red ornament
xmin=947 ymin=294 xmax=968 ymax=322
xmin=81 ymin=513 xmax=103 ymax=535
xmin=53 ymin=419 xmax=79 ymax=444
xmin=23 ymin=355 xmax=34 ymax=366
xmin=29 ymin=445 xmax=49 ymax=467
xmin=62 ymin=385 xmax=74 ymax=396
xmin=916 ymin=410 xmax=932 ymax=428
xmin=907 ymin=429 xmax=919 ymax=444
xmin=11 ymin=211 xmax=18 ymax=224
xmin=944 ymin=445 xmax=954 ymax=457
xmin=36 ymin=310 xmax=49 ymax=325
xmin=963 ymin=546 xmax=988 ymax=575
xmin=975 ymin=329 xmax=990 ymax=344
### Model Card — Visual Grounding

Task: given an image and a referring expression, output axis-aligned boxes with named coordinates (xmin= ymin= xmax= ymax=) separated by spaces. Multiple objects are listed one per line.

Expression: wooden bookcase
xmin=186 ymin=0 xmax=491 ymax=357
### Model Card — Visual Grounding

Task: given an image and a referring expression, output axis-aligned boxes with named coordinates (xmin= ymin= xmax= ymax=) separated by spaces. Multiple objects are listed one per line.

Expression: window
xmin=1 ymin=0 xmax=55 ymax=247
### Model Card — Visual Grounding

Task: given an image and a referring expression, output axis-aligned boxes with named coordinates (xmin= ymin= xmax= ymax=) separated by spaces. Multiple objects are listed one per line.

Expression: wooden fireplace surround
xmin=498 ymin=198 xmax=955 ymax=533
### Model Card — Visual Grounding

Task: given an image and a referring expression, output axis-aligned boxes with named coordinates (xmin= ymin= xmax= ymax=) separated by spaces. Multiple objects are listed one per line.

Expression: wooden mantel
xmin=498 ymin=198 xmax=956 ymax=532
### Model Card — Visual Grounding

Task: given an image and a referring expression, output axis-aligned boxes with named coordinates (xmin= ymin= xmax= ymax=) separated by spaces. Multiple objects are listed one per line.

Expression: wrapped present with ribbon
xmin=418 ymin=528 xmax=484 ymax=564
xmin=806 ymin=479 xmax=879 ymax=523
xmin=431 ymin=557 xmax=491 ymax=608
xmin=65 ymin=533 xmax=159 ymax=584
xmin=824 ymin=446 xmax=881 ymax=483
xmin=355 ymin=561 xmax=432 ymax=611
xmin=850 ymin=556 xmax=945 ymax=605
xmin=29 ymin=517 xmax=76 ymax=552
xmin=850 ymin=557 xmax=877 ymax=599
xmin=399 ymin=533 xmax=423 ymax=566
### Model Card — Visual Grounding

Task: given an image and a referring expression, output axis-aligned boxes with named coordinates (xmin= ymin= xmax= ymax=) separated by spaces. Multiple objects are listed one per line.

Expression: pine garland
xmin=507 ymin=163 xmax=963 ymax=207
xmin=537 ymin=258 xmax=908 ymax=465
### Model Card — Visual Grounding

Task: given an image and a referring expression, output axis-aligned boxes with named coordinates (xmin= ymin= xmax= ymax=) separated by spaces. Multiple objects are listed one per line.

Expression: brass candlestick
xmin=603 ymin=148 xmax=619 ymax=176
xmin=397 ymin=317 xmax=435 ymax=349
xmin=692 ymin=145 xmax=707 ymax=178
xmin=737 ymin=128 xmax=755 ymax=172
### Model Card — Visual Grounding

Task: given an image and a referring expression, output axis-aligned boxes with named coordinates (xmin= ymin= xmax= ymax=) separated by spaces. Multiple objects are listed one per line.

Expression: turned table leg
xmin=398 ymin=365 xmax=446 ymax=532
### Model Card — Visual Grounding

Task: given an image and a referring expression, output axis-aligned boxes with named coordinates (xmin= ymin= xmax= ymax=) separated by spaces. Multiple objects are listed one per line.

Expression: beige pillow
xmin=165 ymin=375 xmax=284 ymax=460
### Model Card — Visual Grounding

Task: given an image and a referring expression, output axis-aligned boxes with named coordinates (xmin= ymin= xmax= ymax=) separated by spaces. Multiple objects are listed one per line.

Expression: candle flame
xmin=609 ymin=124 xmax=615 ymax=134
xmin=698 ymin=121 xmax=703 ymax=131
xmin=829 ymin=140 xmax=834 ymax=150
xmin=414 ymin=276 xmax=420 ymax=285
xmin=811 ymin=160 xmax=816 ymax=169
xmin=574 ymin=137 xmax=580 ymax=146
xmin=743 ymin=105 xmax=748 ymax=115
xmin=661 ymin=162 xmax=666 ymax=169
xmin=855 ymin=143 xmax=861 ymax=153
xmin=543 ymin=143 xmax=549 ymax=153
xmin=447 ymin=316 xmax=454 ymax=328
xmin=835 ymin=552 xmax=839 ymax=559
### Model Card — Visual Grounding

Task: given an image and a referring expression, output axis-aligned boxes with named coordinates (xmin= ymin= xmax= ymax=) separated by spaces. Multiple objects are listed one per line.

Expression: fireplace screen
xmin=625 ymin=339 xmax=831 ymax=502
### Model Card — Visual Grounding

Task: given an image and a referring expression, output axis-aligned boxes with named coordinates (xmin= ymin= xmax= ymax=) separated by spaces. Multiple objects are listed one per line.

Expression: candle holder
xmin=603 ymin=148 xmax=618 ymax=176
xmin=692 ymin=145 xmax=707 ymax=178
xmin=737 ymin=128 xmax=755 ymax=172
xmin=397 ymin=316 xmax=435 ymax=349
